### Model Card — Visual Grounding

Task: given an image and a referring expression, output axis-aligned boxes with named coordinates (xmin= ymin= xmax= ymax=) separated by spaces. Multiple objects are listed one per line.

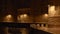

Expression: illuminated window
xmin=48 ymin=5 xmax=56 ymax=17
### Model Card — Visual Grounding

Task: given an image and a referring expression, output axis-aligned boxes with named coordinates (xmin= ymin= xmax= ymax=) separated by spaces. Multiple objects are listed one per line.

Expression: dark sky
xmin=48 ymin=0 xmax=60 ymax=6
xmin=0 ymin=0 xmax=48 ymax=8
xmin=0 ymin=0 xmax=48 ymax=16
xmin=0 ymin=0 xmax=48 ymax=10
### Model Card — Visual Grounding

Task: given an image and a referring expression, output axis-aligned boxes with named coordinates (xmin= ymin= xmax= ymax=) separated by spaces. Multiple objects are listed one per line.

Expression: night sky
xmin=0 ymin=0 xmax=48 ymax=16
xmin=48 ymin=0 xmax=60 ymax=6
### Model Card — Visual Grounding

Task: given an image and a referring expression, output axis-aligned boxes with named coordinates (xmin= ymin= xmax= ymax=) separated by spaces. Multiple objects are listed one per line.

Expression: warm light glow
xmin=20 ymin=15 xmax=24 ymax=18
xmin=49 ymin=6 xmax=55 ymax=11
xmin=17 ymin=14 xmax=28 ymax=23
xmin=48 ymin=5 xmax=56 ymax=17
xmin=44 ymin=14 xmax=48 ymax=17
xmin=23 ymin=14 xmax=27 ymax=17
xmin=6 ymin=15 xmax=12 ymax=18
xmin=3 ymin=14 xmax=13 ymax=22
xmin=20 ymin=14 xmax=27 ymax=18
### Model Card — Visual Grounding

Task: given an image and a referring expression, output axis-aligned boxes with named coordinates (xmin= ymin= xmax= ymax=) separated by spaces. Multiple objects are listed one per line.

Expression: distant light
xmin=17 ymin=14 xmax=28 ymax=23
xmin=18 ymin=14 xmax=28 ymax=20
xmin=3 ymin=14 xmax=13 ymax=22
xmin=44 ymin=14 xmax=48 ymax=17
xmin=6 ymin=14 xmax=12 ymax=18
xmin=20 ymin=14 xmax=27 ymax=18
xmin=23 ymin=14 xmax=27 ymax=17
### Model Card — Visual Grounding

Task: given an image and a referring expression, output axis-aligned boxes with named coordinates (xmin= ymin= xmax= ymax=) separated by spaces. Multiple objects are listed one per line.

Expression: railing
xmin=0 ymin=22 xmax=52 ymax=34
xmin=0 ymin=22 xmax=48 ymax=28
